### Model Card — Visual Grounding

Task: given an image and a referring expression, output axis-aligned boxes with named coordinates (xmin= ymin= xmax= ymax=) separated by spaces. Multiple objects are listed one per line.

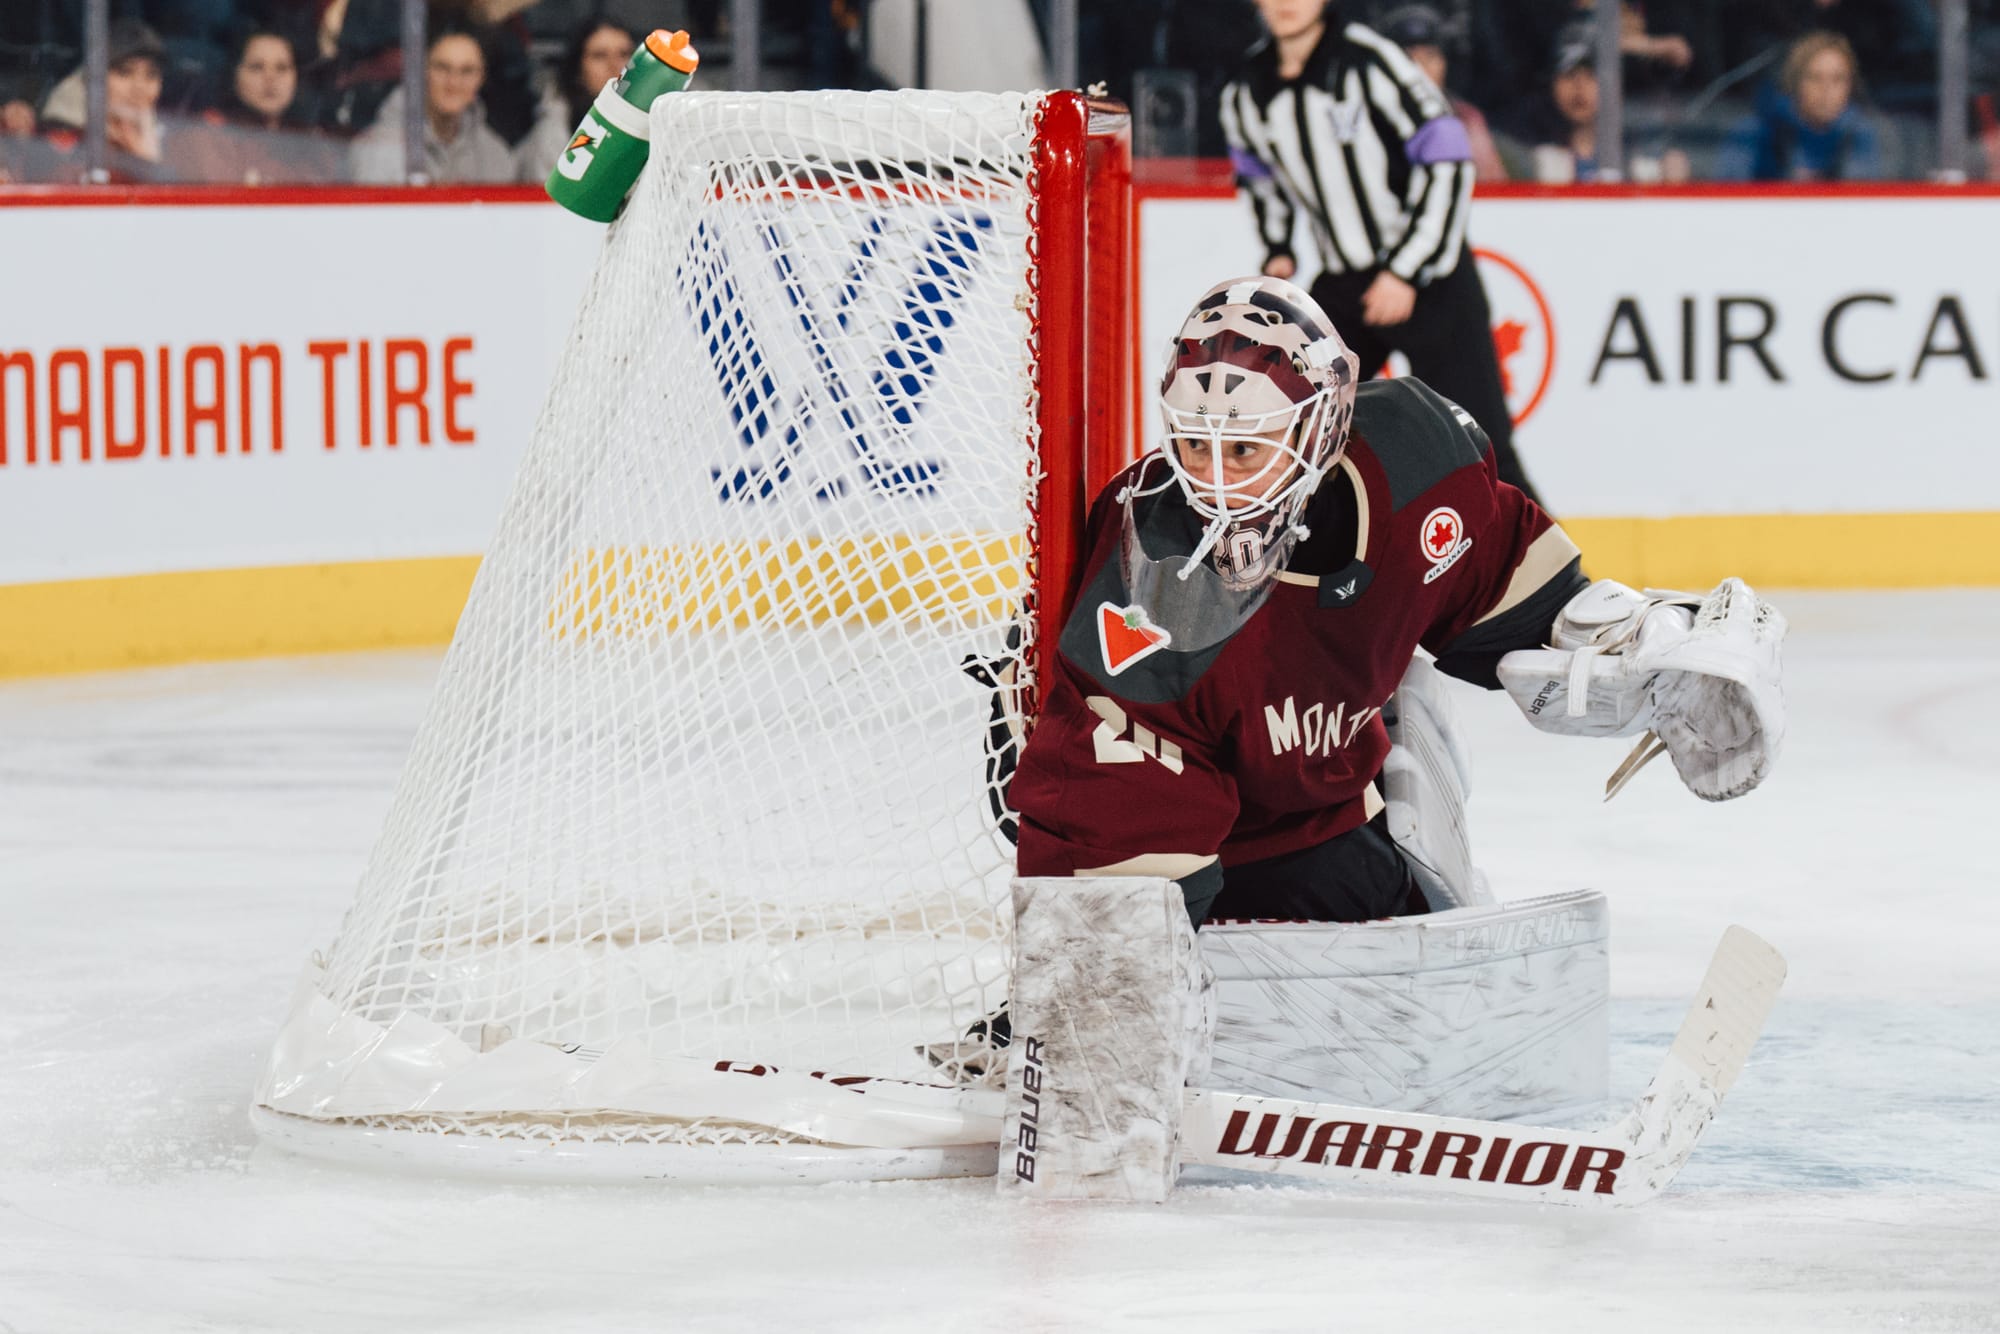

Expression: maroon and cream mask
xmin=1117 ymin=277 xmax=1359 ymax=651
xmin=1154 ymin=276 xmax=1357 ymax=572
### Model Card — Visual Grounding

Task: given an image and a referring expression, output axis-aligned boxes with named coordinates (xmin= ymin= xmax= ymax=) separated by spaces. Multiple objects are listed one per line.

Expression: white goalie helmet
xmin=1116 ymin=277 xmax=1359 ymax=653
xmin=1154 ymin=275 xmax=1359 ymax=575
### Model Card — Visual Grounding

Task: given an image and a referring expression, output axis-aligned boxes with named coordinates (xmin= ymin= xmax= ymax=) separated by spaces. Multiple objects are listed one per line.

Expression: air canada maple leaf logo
xmin=1473 ymin=247 xmax=1555 ymax=429
xmin=1421 ymin=507 xmax=1462 ymax=563
xmin=1419 ymin=506 xmax=1473 ymax=585
xmin=1492 ymin=319 xmax=1528 ymax=397
xmin=1097 ymin=602 xmax=1172 ymax=676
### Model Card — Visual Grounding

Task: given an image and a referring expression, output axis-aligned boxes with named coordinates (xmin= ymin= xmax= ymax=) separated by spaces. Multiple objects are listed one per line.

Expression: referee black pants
xmin=1309 ymin=257 xmax=1544 ymax=507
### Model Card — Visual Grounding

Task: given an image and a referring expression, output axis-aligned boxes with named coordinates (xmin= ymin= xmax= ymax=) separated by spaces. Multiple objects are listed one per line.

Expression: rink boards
xmin=4 ymin=184 xmax=1999 ymax=676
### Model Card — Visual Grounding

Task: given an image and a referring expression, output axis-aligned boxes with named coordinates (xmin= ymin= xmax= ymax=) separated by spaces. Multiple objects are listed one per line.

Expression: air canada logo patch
xmin=1097 ymin=602 xmax=1172 ymax=676
xmin=1419 ymin=506 xmax=1473 ymax=585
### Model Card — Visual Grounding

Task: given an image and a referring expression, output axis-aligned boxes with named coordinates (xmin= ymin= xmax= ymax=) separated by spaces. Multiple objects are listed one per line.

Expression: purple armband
xmin=1407 ymin=117 xmax=1472 ymax=166
xmin=1228 ymin=147 xmax=1275 ymax=181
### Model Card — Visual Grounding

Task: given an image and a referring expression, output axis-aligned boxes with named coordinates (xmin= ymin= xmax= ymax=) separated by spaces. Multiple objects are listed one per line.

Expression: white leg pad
xmin=1200 ymin=890 xmax=1608 ymax=1122
xmin=1380 ymin=655 xmax=1491 ymax=910
xmin=998 ymin=876 xmax=1214 ymax=1202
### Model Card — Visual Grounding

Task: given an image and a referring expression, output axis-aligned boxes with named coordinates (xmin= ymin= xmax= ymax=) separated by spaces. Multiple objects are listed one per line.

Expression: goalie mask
xmin=1119 ymin=276 xmax=1359 ymax=652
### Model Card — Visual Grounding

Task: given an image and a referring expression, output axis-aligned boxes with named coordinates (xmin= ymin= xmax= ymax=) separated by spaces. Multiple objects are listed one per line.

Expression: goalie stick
xmin=256 ymin=928 xmax=1780 ymax=1197
xmin=1173 ymin=925 xmax=1786 ymax=1205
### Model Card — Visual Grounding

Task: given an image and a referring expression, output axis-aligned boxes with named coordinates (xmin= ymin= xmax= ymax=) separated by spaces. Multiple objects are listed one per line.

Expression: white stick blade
xmin=1668 ymin=925 xmax=1787 ymax=1097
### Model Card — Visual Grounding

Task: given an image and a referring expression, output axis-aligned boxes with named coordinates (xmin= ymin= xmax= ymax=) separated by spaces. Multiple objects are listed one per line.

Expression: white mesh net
xmin=257 ymin=91 xmax=1068 ymax=1163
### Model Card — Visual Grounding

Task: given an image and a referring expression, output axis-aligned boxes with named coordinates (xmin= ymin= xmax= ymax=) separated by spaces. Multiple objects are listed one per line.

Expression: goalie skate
xmin=919 ymin=1009 xmax=1012 ymax=1085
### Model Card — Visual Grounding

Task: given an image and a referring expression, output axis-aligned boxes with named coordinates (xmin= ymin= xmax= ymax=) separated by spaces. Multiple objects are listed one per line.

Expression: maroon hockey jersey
xmin=1012 ymin=378 xmax=1582 ymax=881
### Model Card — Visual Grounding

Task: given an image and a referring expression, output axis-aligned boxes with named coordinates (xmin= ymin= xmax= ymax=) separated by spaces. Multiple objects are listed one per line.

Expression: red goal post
xmin=1028 ymin=91 xmax=1133 ymax=707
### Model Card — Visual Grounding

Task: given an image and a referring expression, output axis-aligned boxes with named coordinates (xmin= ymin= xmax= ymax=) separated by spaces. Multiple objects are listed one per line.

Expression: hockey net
xmin=253 ymin=90 xmax=1131 ymax=1180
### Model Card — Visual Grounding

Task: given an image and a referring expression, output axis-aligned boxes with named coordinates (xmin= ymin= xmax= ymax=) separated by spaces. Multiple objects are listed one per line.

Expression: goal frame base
xmin=249 ymin=1107 xmax=997 ymax=1184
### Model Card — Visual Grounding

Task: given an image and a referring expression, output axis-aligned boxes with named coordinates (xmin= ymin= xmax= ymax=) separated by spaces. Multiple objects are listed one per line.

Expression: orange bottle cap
xmin=646 ymin=29 xmax=699 ymax=74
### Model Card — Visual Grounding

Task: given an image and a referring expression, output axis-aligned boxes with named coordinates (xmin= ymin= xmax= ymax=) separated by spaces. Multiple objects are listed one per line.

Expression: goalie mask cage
xmin=252 ymin=90 xmax=1133 ymax=1182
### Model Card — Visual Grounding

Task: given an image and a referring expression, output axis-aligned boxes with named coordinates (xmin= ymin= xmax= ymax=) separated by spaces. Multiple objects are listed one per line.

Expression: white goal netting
xmin=255 ymin=91 xmax=1088 ymax=1175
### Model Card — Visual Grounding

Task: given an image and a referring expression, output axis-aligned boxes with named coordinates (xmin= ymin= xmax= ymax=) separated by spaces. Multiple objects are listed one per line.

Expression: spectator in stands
xmin=0 ymin=3 xmax=232 ymax=117
xmin=307 ymin=0 xmax=539 ymax=141
xmin=2 ymin=99 xmax=38 ymax=138
xmin=171 ymin=29 xmax=344 ymax=184
xmin=1521 ymin=26 xmax=1605 ymax=182
xmin=1511 ymin=23 xmax=1691 ymax=183
xmin=441 ymin=1 xmax=541 ymax=144
xmin=313 ymin=0 xmax=418 ymax=135
xmin=1377 ymin=4 xmax=1510 ymax=180
xmin=348 ymin=25 xmax=515 ymax=184
xmin=0 ymin=121 xmax=64 ymax=183
xmin=0 ymin=6 xmax=52 ymax=178
xmin=1 ymin=4 xmax=47 ymax=140
xmin=0 ymin=5 xmax=60 ymax=127
xmin=514 ymin=17 xmax=638 ymax=182
xmin=1720 ymin=31 xmax=1880 ymax=181
xmin=1722 ymin=0 xmax=1936 ymax=103
xmin=1977 ymin=6 xmax=2000 ymax=180
xmin=1615 ymin=1 xmax=1697 ymax=92
xmin=37 ymin=18 xmax=175 ymax=182
xmin=1480 ymin=1 xmax=1699 ymax=109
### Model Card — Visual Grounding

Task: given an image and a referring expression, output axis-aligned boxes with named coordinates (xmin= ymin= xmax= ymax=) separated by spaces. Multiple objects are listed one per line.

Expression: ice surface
xmin=2 ymin=591 xmax=1996 ymax=1332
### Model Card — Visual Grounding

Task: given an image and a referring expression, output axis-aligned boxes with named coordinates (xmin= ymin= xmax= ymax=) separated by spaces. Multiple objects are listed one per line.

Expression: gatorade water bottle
xmin=545 ymin=29 xmax=699 ymax=223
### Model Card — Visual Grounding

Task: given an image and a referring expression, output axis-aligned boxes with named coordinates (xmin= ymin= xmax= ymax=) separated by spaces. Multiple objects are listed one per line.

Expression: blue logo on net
xmin=691 ymin=207 xmax=995 ymax=503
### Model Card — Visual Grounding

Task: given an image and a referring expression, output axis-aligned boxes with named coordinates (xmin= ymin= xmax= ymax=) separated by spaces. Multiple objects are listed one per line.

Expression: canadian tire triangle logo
xmin=1097 ymin=602 xmax=1172 ymax=676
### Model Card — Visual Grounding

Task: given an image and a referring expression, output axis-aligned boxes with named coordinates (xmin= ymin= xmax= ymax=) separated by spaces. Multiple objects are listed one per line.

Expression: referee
xmin=1220 ymin=0 xmax=1543 ymax=504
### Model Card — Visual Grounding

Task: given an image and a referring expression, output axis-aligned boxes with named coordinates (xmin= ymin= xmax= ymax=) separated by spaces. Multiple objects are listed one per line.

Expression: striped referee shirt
xmin=1220 ymin=22 xmax=1474 ymax=287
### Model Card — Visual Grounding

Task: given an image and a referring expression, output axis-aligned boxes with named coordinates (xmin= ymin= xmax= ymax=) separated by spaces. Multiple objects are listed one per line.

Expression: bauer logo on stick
xmin=1014 ymin=1035 xmax=1045 ymax=1183
xmin=1097 ymin=602 xmax=1173 ymax=676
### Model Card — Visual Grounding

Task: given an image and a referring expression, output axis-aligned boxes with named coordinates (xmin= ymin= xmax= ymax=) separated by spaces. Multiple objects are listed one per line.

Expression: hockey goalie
xmin=983 ymin=276 xmax=1789 ymax=1201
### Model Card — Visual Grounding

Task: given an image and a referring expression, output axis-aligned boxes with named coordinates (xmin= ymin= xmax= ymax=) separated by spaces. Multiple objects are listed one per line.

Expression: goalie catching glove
xmin=1497 ymin=578 xmax=1787 ymax=801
